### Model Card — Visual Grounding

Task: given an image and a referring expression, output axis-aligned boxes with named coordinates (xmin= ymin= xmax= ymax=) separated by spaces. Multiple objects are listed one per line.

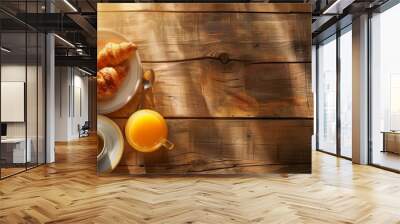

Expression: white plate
xmin=97 ymin=30 xmax=143 ymax=114
xmin=97 ymin=115 xmax=124 ymax=173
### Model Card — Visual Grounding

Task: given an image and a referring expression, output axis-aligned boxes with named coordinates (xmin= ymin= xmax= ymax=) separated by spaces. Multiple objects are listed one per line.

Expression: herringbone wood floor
xmin=1 ymin=136 xmax=400 ymax=224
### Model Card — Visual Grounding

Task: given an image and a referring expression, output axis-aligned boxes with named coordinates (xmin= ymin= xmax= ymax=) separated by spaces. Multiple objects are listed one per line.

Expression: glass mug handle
xmin=160 ymin=139 xmax=174 ymax=150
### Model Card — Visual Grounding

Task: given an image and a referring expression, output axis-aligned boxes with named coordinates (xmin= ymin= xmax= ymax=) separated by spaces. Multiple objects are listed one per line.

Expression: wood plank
xmin=112 ymin=118 xmax=312 ymax=174
xmin=98 ymin=12 xmax=311 ymax=62
xmin=108 ymin=62 xmax=313 ymax=118
xmin=112 ymin=163 xmax=310 ymax=175
xmin=98 ymin=3 xmax=312 ymax=13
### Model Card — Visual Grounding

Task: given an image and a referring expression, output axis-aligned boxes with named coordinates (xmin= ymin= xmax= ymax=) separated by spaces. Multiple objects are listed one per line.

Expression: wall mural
xmin=97 ymin=3 xmax=313 ymax=175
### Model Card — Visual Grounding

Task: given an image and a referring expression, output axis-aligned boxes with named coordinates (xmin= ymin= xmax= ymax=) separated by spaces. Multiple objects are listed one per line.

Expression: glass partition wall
xmin=370 ymin=3 xmax=400 ymax=171
xmin=316 ymin=26 xmax=353 ymax=159
xmin=0 ymin=2 xmax=46 ymax=179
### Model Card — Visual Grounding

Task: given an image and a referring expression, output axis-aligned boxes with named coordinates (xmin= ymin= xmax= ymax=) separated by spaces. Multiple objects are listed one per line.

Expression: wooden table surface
xmin=97 ymin=3 xmax=313 ymax=174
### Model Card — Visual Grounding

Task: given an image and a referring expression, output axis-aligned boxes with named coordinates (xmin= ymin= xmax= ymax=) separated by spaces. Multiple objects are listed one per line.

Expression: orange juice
xmin=125 ymin=110 xmax=173 ymax=152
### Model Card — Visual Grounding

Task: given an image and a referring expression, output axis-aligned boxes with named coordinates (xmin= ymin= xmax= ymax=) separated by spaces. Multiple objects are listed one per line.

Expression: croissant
xmin=97 ymin=42 xmax=137 ymax=69
xmin=97 ymin=64 xmax=129 ymax=100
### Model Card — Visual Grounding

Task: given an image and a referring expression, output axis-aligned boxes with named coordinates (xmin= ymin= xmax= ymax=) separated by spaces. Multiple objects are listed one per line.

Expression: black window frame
xmin=315 ymin=20 xmax=353 ymax=161
xmin=0 ymin=0 xmax=47 ymax=180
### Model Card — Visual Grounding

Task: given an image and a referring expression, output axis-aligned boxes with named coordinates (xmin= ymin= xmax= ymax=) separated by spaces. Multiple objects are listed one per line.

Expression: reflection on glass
xmin=1 ymin=31 xmax=27 ymax=177
xmin=371 ymin=4 xmax=400 ymax=171
xmin=38 ymin=33 xmax=46 ymax=165
xmin=317 ymin=36 xmax=337 ymax=154
xmin=0 ymin=1 xmax=46 ymax=179
xmin=340 ymin=28 xmax=352 ymax=158
xmin=27 ymin=31 xmax=38 ymax=169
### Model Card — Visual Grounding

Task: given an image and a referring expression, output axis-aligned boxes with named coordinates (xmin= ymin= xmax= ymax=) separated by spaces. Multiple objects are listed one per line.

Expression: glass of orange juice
xmin=125 ymin=109 xmax=174 ymax=152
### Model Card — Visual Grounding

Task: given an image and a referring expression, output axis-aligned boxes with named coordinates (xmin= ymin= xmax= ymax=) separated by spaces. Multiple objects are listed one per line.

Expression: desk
xmin=1 ymin=138 xmax=31 ymax=164
xmin=382 ymin=131 xmax=400 ymax=154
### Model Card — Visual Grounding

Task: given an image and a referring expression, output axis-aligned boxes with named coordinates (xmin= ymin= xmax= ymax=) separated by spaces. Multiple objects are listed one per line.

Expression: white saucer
xmin=97 ymin=115 xmax=124 ymax=173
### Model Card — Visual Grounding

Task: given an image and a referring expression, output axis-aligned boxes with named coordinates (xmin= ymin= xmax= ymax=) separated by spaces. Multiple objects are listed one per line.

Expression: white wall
xmin=1 ymin=65 xmax=26 ymax=138
xmin=73 ymin=73 xmax=89 ymax=138
xmin=55 ymin=67 xmax=69 ymax=141
xmin=54 ymin=67 xmax=89 ymax=141
xmin=0 ymin=64 xmax=42 ymax=138
xmin=1 ymin=63 xmax=46 ymax=164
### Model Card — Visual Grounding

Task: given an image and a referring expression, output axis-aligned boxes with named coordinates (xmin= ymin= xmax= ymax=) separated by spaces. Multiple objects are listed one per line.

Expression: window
xmin=370 ymin=2 xmax=400 ymax=171
xmin=316 ymin=25 xmax=353 ymax=158
xmin=317 ymin=35 xmax=337 ymax=154
xmin=339 ymin=27 xmax=352 ymax=158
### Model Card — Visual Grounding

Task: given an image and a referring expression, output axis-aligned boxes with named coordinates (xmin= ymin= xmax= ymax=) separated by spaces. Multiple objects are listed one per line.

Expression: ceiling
xmin=0 ymin=0 xmax=387 ymax=71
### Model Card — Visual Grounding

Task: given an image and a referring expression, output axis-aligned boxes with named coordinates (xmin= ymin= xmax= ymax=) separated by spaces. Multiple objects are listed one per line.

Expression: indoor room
xmin=0 ymin=0 xmax=399 ymax=223
xmin=0 ymin=19 xmax=46 ymax=178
